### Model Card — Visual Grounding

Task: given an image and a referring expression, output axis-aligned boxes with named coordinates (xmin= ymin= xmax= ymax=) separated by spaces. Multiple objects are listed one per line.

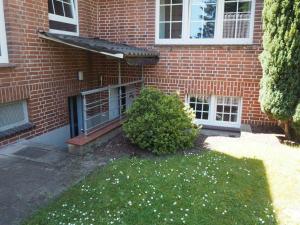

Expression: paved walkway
xmin=0 ymin=141 xmax=108 ymax=225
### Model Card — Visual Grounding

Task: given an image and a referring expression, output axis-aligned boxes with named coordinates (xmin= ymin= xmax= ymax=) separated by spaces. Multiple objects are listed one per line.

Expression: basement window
xmin=187 ymin=95 xmax=242 ymax=128
xmin=0 ymin=0 xmax=8 ymax=63
xmin=48 ymin=0 xmax=78 ymax=35
xmin=0 ymin=101 xmax=29 ymax=132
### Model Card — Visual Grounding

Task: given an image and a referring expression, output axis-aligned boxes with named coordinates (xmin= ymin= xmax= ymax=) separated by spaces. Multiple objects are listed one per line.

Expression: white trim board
xmin=0 ymin=0 xmax=8 ymax=63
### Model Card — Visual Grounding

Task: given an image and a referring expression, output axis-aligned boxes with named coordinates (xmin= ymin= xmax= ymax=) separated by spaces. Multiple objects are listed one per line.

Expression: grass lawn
xmin=23 ymin=151 xmax=276 ymax=225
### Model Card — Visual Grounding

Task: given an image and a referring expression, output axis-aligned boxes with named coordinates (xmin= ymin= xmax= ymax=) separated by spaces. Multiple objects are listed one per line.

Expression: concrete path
xmin=0 ymin=140 xmax=107 ymax=225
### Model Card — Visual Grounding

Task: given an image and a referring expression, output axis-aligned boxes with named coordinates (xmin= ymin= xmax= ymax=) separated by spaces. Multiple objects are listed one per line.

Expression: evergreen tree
xmin=260 ymin=0 xmax=300 ymax=137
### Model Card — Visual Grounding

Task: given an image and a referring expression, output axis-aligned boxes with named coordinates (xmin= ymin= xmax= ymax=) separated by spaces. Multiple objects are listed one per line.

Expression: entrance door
xmin=109 ymin=88 xmax=120 ymax=120
xmin=68 ymin=96 xmax=83 ymax=138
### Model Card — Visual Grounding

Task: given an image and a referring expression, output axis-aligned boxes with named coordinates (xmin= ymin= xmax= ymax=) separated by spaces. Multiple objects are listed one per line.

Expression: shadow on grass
xmin=23 ymin=149 xmax=278 ymax=225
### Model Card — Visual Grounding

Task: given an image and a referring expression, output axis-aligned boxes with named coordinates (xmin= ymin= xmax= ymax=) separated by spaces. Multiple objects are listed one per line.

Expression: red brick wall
xmin=0 ymin=0 xmax=101 ymax=146
xmin=0 ymin=0 xmax=272 ymax=147
xmin=96 ymin=0 xmax=273 ymax=126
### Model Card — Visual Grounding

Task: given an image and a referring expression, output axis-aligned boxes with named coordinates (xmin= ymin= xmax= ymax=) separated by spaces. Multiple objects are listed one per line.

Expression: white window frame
xmin=0 ymin=101 xmax=29 ymax=132
xmin=0 ymin=0 xmax=8 ymax=64
xmin=155 ymin=0 xmax=256 ymax=45
xmin=48 ymin=0 xmax=79 ymax=36
xmin=186 ymin=95 xmax=243 ymax=128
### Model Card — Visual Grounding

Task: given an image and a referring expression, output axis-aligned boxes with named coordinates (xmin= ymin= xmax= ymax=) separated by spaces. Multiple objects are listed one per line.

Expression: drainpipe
xmin=141 ymin=65 xmax=145 ymax=88
xmin=118 ymin=60 xmax=122 ymax=118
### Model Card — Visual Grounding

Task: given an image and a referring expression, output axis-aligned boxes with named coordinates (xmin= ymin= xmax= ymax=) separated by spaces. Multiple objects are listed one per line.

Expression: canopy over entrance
xmin=38 ymin=32 xmax=159 ymax=66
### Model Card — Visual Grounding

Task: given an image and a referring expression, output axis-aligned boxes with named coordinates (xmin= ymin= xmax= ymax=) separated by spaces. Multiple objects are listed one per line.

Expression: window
xmin=156 ymin=0 xmax=255 ymax=45
xmin=48 ymin=0 xmax=78 ymax=35
xmin=223 ymin=0 xmax=252 ymax=38
xmin=215 ymin=96 xmax=240 ymax=123
xmin=190 ymin=0 xmax=217 ymax=39
xmin=0 ymin=101 xmax=29 ymax=132
xmin=159 ymin=0 xmax=183 ymax=39
xmin=0 ymin=0 xmax=8 ymax=63
xmin=187 ymin=95 xmax=242 ymax=128
xmin=189 ymin=96 xmax=210 ymax=120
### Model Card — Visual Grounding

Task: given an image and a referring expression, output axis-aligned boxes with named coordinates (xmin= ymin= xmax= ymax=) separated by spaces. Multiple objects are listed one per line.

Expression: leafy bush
xmin=123 ymin=88 xmax=199 ymax=155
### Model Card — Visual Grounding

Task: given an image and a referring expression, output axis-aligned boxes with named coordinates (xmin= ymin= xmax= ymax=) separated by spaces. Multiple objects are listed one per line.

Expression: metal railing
xmin=81 ymin=80 xmax=143 ymax=135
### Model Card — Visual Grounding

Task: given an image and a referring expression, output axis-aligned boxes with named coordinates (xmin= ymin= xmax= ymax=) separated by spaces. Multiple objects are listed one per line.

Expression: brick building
xmin=0 ymin=0 xmax=272 ymax=148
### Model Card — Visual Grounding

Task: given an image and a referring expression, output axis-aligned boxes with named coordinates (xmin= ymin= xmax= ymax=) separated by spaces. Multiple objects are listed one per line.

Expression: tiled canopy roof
xmin=39 ymin=32 xmax=159 ymax=65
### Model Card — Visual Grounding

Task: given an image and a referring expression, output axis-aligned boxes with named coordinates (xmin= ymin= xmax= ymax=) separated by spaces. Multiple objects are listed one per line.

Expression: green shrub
xmin=123 ymin=88 xmax=199 ymax=155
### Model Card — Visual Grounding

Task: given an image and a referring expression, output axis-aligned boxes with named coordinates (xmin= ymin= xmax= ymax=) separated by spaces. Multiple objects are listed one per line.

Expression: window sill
xmin=155 ymin=39 xmax=254 ymax=46
xmin=0 ymin=63 xmax=16 ymax=68
xmin=0 ymin=123 xmax=35 ymax=140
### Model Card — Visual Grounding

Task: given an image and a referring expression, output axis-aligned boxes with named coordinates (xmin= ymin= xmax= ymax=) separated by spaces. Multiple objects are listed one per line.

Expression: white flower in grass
xmin=128 ymin=201 xmax=132 ymax=206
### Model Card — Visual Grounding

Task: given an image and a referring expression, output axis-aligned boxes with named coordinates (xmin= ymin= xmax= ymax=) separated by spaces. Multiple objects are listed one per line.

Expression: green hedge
xmin=123 ymin=88 xmax=199 ymax=155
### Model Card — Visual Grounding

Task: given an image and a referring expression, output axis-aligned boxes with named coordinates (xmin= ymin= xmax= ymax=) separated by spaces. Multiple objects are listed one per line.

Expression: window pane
xmin=171 ymin=22 xmax=182 ymax=38
xmin=53 ymin=0 xmax=64 ymax=16
xmin=204 ymin=4 xmax=216 ymax=20
xmin=238 ymin=1 xmax=251 ymax=12
xmin=196 ymin=112 xmax=202 ymax=119
xmin=48 ymin=0 xmax=54 ymax=13
xmin=64 ymin=3 xmax=73 ymax=18
xmin=196 ymin=104 xmax=203 ymax=111
xmin=159 ymin=23 xmax=170 ymax=39
xmin=203 ymin=112 xmax=209 ymax=120
xmin=223 ymin=0 xmax=252 ymax=39
xmin=159 ymin=0 xmax=183 ymax=39
xmin=190 ymin=22 xmax=204 ymax=39
xmin=232 ymin=106 xmax=238 ymax=114
xmin=0 ymin=101 xmax=27 ymax=131
xmin=191 ymin=5 xmax=204 ymax=21
xmin=190 ymin=97 xmax=196 ymax=102
xmin=231 ymin=114 xmax=238 ymax=122
xmin=224 ymin=2 xmax=237 ymax=13
xmin=224 ymin=114 xmax=230 ymax=122
xmin=190 ymin=0 xmax=216 ymax=39
xmin=216 ymin=113 xmax=222 ymax=121
xmin=236 ymin=20 xmax=250 ymax=38
xmin=203 ymin=22 xmax=215 ymax=38
xmin=172 ymin=5 xmax=182 ymax=21
xmin=160 ymin=6 xmax=171 ymax=21
xmin=224 ymin=106 xmax=231 ymax=113
xmin=217 ymin=105 xmax=223 ymax=113
xmin=161 ymin=0 xmax=171 ymax=4
xmin=223 ymin=20 xmax=236 ymax=38
xmin=190 ymin=103 xmax=196 ymax=110
xmin=203 ymin=104 xmax=209 ymax=112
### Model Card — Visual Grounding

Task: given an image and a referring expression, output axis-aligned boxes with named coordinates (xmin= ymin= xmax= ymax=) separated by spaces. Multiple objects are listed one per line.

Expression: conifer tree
xmin=260 ymin=0 xmax=300 ymax=137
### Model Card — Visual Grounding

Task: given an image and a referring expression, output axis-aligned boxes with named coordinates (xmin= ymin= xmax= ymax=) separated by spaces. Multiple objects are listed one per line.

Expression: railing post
xmin=82 ymin=95 xmax=88 ymax=135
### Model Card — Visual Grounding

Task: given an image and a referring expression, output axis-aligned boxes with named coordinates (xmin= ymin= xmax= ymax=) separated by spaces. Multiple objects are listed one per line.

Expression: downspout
xmin=141 ymin=65 xmax=145 ymax=88
xmin=118 ymin=60 xmax=122 ymax=118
